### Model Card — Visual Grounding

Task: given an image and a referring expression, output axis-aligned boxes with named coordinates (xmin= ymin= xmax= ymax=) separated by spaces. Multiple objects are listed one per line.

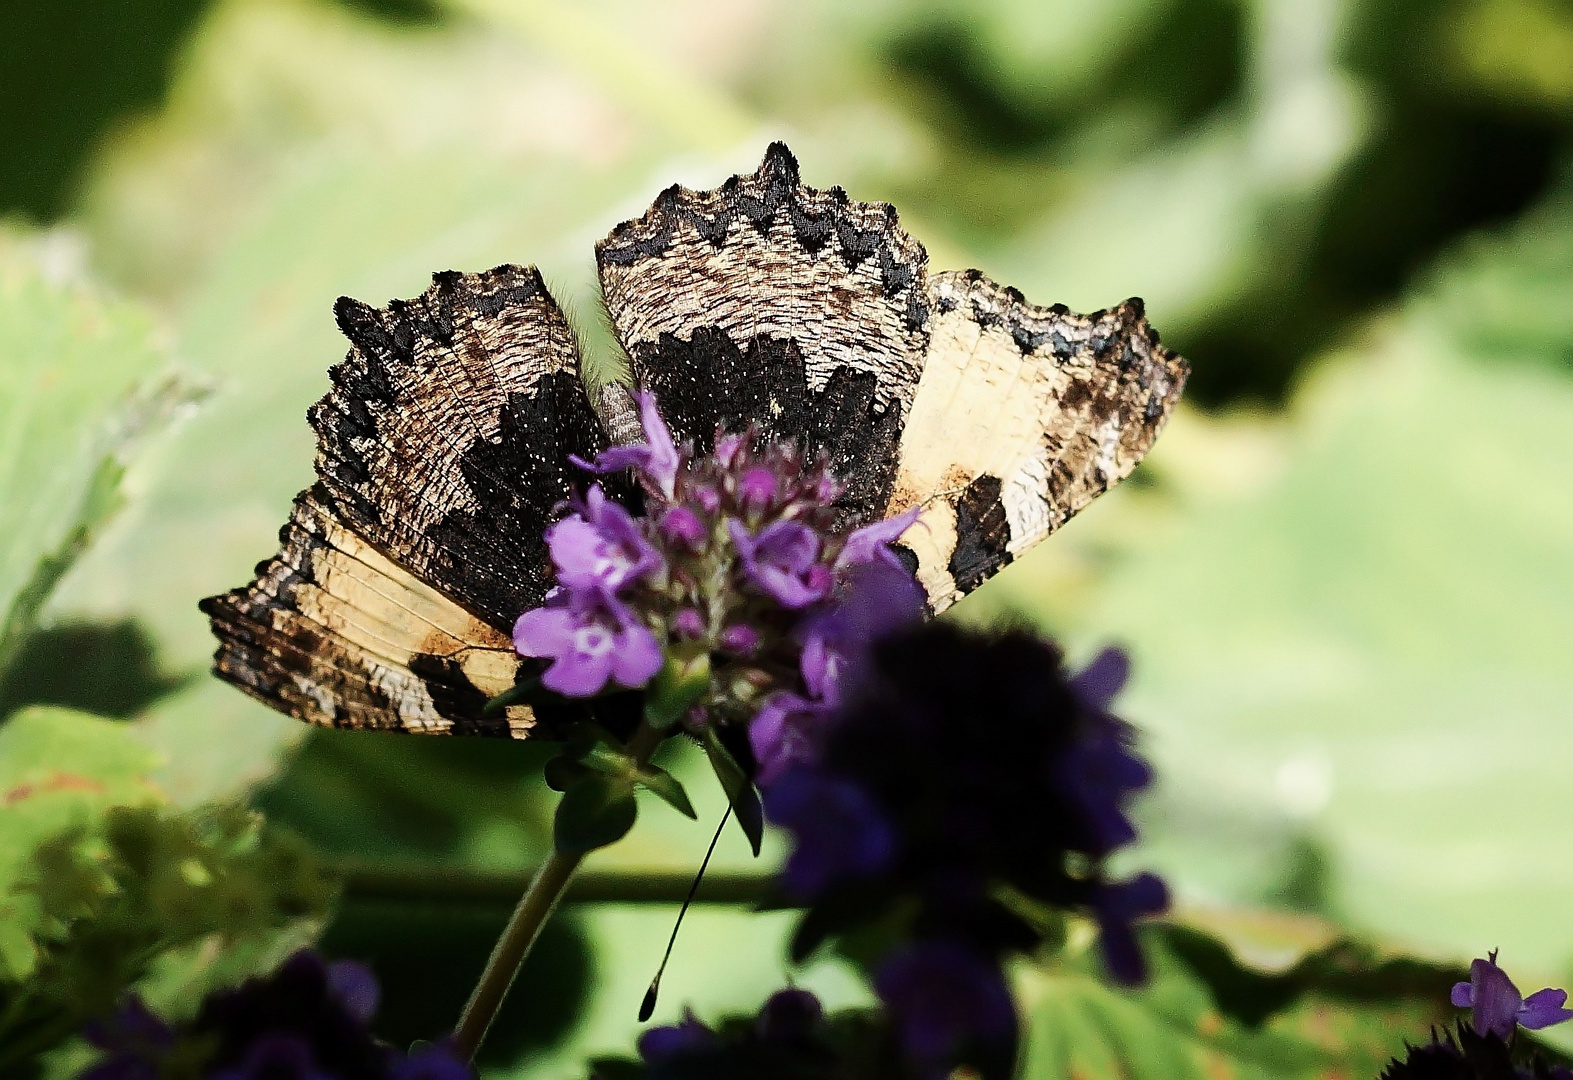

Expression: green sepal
xmin=554 ymin=774 xmax=639 ymax=854
xmin=643 ymin=652 xmax=712 ymax=730
xmin=635 ymin=762 xmax=696 ymax=819
xmin=578 ymin=732 xmax=696 ymax=820
xmin=702 ymin=728 xmax=763 ymax=856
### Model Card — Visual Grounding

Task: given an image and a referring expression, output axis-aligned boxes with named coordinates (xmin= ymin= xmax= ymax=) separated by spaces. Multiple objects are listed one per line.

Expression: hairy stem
xmin=451 ymin=721 xmax=667 ymax=1061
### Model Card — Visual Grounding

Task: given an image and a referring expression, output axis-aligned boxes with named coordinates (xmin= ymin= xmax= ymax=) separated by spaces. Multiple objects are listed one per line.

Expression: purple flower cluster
xmin=513 ymin=392 xmax=918 ymax=729
xmin=597 ymin=988 xmax=879 ymax=1080
xmin=762 ymin=624 xmax=1166 ymax=1079
xmin=1381 ymin=1024 xmax=1573 ymax=1080
xmin=79 ymin=952 xmax=470 ymax=1080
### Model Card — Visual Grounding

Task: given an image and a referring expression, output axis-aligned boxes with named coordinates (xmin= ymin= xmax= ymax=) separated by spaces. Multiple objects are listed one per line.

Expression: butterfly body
xmin=201 ymin=144 xmax=1187 ymax=736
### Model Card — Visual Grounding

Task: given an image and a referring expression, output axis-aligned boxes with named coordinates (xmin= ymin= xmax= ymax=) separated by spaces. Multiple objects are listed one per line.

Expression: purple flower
xmin=1070 ymin=646 xmax=1131 ymax=712
xmin=750 ymin=691 xmax=827 ymax=785
xmin=208 ymin=1033 xmax=332 ymax=1080
xmin=671 ymin=608 xmax=705 ymax=639
xmin=80 ymin=998 xmax=175 ymax=1080
xmin=513 ymin=594 xmax=662 ymax=697
xmin=1093 ymin=872 xmax=1170 ymax=985
xmin=637 ymin=1010 xmax=717 ymax=1063
xmin=1452 ymin=952 xmax=1573 ymax=1038
xmin=753 ymin=989 xmax=822 ymax=1043
xmin=387 ymin=1044 xmax=473 ymax=1080
xmin=657 ymin=506 xmax=706 ymax=550
xmin=326 ymin=960 xmax=379 ymax=1024
xmin=749 ymin=635 xmax=845 ymax=784
xmin=545 ymin=486 xmax=661 ymax=594
xmin=576 ymin=392 xmax=680 ymax=498
xmin=764 ymin=770 xmax=895 ymax=897
xmin=728 ymin=519 xmax=832 ymax=609
xmin=836 ymin=506 xmax=921 ymax=571
xmin=874 ymin=941 xmax=1016 ymax=1077
xmin=718 ymin=623 xmax=760 ymax=656
xmin=738 ymin=466 xmax=779 ymax=512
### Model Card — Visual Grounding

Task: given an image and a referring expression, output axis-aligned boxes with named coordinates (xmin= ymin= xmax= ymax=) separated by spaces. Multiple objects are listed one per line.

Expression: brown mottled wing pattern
xmin=596 ymin=142 xmax=931 ymax=529
xmin=200 ymin=265 xmax=609 ymax=736
xmin=889 ymin=270 xmax=1188 ymax=614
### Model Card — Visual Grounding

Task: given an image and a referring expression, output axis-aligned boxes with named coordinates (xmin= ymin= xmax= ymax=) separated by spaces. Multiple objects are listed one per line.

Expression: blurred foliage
xmin=2 ymin=0 xmax=1572 ymax=1077
xmin=0 ymin=708 xmax=333 ymax=1079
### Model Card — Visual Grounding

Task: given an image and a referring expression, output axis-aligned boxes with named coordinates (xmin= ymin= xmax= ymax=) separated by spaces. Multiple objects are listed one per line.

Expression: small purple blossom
xmin=1093 ymin=872 xmax=1170 ymax=985
xmin=81 ymin=998 xmax=174 ymax=1080
xmin=209 ymin=1034 xmax=331 ymax=1080
xmin=657 ymin=506 xmax=707 ymax=550
xmin=545 ymin=486 xmax=662 ymax=594
xmin=513 ymin=594 xmax=662 ymax=697
xmin=764 ymin=769 xmax=895 ymax=897
xmin=326 ymin=960 xmax=379 ymax=1024
xmin=874 ymin=941 xmax=1017 ymax=1077
xmin=576 ymin=391 xmax=680 ymax=499
xmin=738 ymin=466 xmax=778 ymax=512
xmin=753 ymin=988 xmax=822 ymax=1043
xmin=1452 ymin=951 xmax=1573 ymax=1038
xmin=637 ymin=1010 xmax=717 ymax=1063
xmin=671 ymin=608 xmax=706 ymax=639
xmin=718 ymin=623 xmax=760 ymax=656
xmin=387 ymin=1044 xmax=472 ymax=1080
xmin=728 ymin=519 xmax=832 ymax=609
xmin=836 ymin=506 xmax=921 ymax=571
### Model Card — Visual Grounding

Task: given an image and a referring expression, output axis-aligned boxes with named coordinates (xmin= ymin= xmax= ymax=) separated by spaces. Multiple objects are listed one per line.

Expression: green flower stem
xmin=451 ymin=720 xmax=668 ymax=1061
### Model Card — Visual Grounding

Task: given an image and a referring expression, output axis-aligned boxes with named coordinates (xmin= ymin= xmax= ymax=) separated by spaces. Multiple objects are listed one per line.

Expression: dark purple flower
xmin=835 ymin=506 xmax=921 ymax=571
xmin=208 ymin=1033 xmax=332 ymax=1080
xmin=387 ymin=1044 xmax=472 ymax=1080
xmin=1093 ymin=872 xmax=1170 ymax=985
xmin=1453 ymin=952 xmax=1573 ymax=1038
xmin=1070 ymin=646 xmax=1131 ymax=712
xmin=576 ymin=392 xmax=680 ymax=499
xmin=753 ymin=989 xmax=823 ymax=1043
xmin=1380 ymin=1022 xmax=1573 ymax=1080
xmin=545 ymin=486 xmax=662 ymax=594
xmin=326 ymin=960 xmax=379 ymax=1025
xmin=1057 ymin=719 xmax=1152 ymax=856
xmin=637 ymin=1011 xmax=717 ymax=1063
xmin=764 ymin=769 xmax=895 ymax=897
xmin=874 ymin=941 xmax=1016 ymax=1077
xmin=750 ymin=691 xmax=827 ymax=785
xmin=80 ymin=998 xmax=175 ymax=1080
xmin=728 ymin=520 xmax=832 ymax=609
xmin=513 ymin=593 xmax=662 ymax=697
xmin=749 ymin=635 xmax=846 ymax=784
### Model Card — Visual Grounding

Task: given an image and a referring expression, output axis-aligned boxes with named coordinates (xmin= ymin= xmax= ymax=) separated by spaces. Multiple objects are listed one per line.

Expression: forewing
xmin=890 ymin=270 xmax=1188 ymax=614
xmin=596 ymin=142 xmax=931 ymax=528
xmin=202 ymin=265 xmax=607 ymax=735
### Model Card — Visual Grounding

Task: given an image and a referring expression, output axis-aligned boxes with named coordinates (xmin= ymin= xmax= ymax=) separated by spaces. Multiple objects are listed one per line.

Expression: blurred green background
xmin=3 ymin=0 xmax=1572 ymax=1076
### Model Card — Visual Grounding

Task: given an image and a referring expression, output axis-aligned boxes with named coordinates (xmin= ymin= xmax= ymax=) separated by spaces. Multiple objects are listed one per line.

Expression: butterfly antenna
xmin=639 ymin=805 xmax=731 ymax=1022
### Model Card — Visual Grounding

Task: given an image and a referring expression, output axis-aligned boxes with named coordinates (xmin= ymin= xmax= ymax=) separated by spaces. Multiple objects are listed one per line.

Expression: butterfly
xmin=200 ymin=143 xmax=1188 ymax=740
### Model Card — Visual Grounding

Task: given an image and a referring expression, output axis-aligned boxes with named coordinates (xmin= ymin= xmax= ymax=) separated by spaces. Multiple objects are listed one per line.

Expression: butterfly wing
xmin=596 ymin=142 xmax=930 ymax=530
xmin=597 ymin=145 xmax=1188 ymax=614
xmin=890 ymin=270 xmax=1188 ymax=614
xmin=201 ymin=265 xmax=607 ymax=736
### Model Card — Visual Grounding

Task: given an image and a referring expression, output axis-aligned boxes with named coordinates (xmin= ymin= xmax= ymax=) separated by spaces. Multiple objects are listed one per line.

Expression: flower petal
xmin=1519 ymin=987 xmax=1573 ymax=1030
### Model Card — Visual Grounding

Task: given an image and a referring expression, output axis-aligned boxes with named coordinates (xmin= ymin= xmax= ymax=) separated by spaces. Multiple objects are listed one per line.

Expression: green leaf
xmin=0 ymin=234 xmax=201 ymax=693
xmin=991 ymin=175 xmax=1573 ymax=970
xmin=702 ymin=729 xmax=763 ymax=857
xmin=555 ymin=775 xmax=639 ymax=855
xmin=1019 ymin=927 xmax=1453 ymax=1080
